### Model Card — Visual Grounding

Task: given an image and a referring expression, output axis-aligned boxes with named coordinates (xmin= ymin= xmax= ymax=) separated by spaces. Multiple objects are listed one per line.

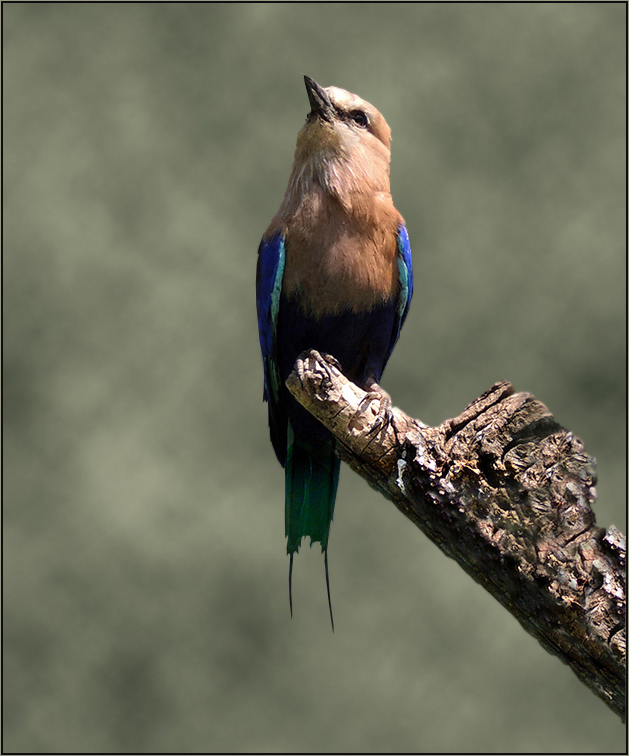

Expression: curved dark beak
xmin=304 ymin=75 xmax=333 ymax=122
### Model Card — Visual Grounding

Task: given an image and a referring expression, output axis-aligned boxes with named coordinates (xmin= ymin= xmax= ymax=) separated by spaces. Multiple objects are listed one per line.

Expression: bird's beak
xmin=304 ymin=75 xmax=334 ymax=123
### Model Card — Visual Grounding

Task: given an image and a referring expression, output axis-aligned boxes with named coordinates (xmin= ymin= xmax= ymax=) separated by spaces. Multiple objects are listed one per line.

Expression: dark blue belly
xmin=275 ymin=295 xmax=397 ymax=441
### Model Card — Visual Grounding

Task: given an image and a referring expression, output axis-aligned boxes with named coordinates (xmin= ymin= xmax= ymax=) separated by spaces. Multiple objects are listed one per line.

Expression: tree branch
xmin=286 ymin=350 xmax=626 ymax=720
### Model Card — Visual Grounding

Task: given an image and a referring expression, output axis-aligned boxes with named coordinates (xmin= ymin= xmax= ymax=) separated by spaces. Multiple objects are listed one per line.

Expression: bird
xmin=256 ymin=76 xmax=413 ymax=628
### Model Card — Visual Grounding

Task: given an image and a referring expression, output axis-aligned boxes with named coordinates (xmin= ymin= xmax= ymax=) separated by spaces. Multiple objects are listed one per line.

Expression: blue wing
xmin=392 ymin=224 xmax=413 ymax=349
xmin=256 ymin=233 xmax=286 ymax=403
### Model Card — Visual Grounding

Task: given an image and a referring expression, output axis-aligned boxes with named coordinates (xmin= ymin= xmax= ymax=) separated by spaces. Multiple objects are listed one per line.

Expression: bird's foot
xmin=359 ymin=382 xmax=394 ymax=435
xmin=295 ymin=350 xmax=342 ymax=378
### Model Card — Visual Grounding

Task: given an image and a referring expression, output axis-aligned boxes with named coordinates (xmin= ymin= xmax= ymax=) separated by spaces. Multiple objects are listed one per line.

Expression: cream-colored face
xmin=324 ymin=86 xmax=391 ymax=149
xmin=301 ymin=84 xmax=392 ymax=151
xmin=286 ymin=81 xmax=394 ymax=207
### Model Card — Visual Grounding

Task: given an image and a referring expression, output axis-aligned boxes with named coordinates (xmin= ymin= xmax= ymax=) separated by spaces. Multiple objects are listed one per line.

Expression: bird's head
xmin=300 ymin=75 xmax=391 ymax=150
xmin=291 ymin=76 xmax=393 ymax=199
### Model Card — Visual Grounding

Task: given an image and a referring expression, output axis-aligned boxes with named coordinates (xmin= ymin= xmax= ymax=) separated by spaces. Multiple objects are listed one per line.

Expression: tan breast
xmin=275 ymin=188 xmax=402 ymax=318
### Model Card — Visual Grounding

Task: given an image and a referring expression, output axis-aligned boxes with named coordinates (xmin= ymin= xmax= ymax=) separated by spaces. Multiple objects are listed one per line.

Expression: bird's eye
xmin=350 ymin=110 xmax=368 ymax=127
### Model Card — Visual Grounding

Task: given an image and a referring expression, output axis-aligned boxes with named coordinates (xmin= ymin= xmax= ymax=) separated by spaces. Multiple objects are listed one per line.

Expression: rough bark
xmin=286 ymin=350 xmax=626 ymax=721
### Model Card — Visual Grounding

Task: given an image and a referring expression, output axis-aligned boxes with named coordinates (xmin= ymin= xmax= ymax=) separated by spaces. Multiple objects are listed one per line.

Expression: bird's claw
xmin=359 ymin=384 xmax=394 ymax=435
xmin=296 ymin=350 xmax=342 ymax=374
xmin=295 ymin=351 xmax=344 ymax=393
xmin=320 ymin=353 xmax=342 ymax=371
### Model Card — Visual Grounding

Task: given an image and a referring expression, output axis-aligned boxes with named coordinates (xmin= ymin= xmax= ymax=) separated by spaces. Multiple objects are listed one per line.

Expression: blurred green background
xmin=4 ymin=3 xmax=625 ymax=753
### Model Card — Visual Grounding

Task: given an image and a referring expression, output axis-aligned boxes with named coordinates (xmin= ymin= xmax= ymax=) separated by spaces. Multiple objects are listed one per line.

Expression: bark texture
xmin=286 ymin=350 xmax=626 ymax=720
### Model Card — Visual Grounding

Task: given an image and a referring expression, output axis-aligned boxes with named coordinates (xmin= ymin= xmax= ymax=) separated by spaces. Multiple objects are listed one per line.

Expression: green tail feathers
xmin=285 ymin=422 xmax=340 ymax=555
